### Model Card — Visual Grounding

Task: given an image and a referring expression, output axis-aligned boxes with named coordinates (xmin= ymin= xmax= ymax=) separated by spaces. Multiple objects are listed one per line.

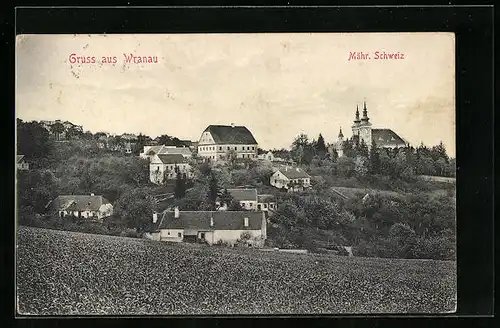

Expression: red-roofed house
xmin=150 ymin=208 xmax=267 ymax=247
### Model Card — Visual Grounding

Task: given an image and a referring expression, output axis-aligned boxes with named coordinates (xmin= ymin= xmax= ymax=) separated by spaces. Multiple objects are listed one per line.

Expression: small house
xmin=16 ymin=155 xmax=29 ymax=171
xmin=216 ymin=188 xmax=258 ymax=211
xmin=46 ymin=194 xmax=113 ymax=221
xmin=270 ymin=167 xmax=311 ymax=192
xmin=150 ymin=208 xmax=267 ymax=247
xmin=257 ymin=194 xmax=277 ymax=214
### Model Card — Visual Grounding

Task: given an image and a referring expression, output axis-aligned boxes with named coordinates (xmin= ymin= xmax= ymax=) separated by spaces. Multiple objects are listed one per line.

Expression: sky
xmin=16 ymin=33 xmax=455 ymax=156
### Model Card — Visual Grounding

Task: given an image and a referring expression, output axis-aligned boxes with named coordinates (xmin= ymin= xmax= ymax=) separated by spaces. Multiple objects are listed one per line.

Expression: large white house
xmin=270 ymin=167 xmax=311 ymax=192
xmin=150 ymin=208 xmax=267 ymax=247
xmin=150 ymin=154 xmax=194 ymax=184
xmin=197 ymin=124 xmax=258 ymax=162
xmin=46 ymin=194 xmax=113 ymax=221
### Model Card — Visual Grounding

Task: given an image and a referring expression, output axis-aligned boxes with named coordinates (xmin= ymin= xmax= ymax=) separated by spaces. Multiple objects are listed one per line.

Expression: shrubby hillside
xmin=17 ymin=121 xmax=456 ymax=260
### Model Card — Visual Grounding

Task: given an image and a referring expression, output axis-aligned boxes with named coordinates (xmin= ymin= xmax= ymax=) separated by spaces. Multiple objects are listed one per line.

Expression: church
xmin=334 ymin=101 xmax=408 ymax=157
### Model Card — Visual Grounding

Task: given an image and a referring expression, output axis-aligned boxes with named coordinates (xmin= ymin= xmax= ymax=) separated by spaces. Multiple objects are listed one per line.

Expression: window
xmin=235 ymin=147 xmax=237 ymax=150
xmin=167 ymin=231 xmax=170 ymax=235
xmin=247 ymin=146 xmax=250 ymax=150
xmin=219 ymin=147 xmax=222 ymax=151
xmin=252 ymin=146 xmax=255 ymax=150
xmin=200 ymin=232 xmax=205 ymax=239
xmin=227 ymin=146 xmax=230 ymax=150
xmin=178 ymin=232 xmax=182 ymax=238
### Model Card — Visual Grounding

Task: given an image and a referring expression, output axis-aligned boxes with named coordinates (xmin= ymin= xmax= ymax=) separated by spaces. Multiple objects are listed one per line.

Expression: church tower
xmin=336 ymin=127 xmax=344 ymax=157
xmin=351 ymin=104 xmax=361 ymax=137
xmin=358 ymin=101 xmax=373 ymax=148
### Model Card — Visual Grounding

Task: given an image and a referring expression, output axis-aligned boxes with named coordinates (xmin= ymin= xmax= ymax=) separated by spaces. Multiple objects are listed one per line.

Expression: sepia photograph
xmin=15 ymin=32 xmax=456 ymax=315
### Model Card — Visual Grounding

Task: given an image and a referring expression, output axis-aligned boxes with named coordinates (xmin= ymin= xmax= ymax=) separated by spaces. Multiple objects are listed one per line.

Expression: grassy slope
xmin=16 ymin=226 xmax=456 ymax=315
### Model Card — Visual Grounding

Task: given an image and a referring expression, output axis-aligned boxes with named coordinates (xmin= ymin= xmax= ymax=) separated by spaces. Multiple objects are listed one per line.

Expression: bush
xmin=120 ymin=228 xmax=141 ymax=238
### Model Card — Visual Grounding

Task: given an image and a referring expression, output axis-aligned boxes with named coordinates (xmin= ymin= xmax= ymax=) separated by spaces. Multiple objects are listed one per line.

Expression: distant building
xmin=120 ymin=133 xmax=137 ymax=141
xmin=16 ymin=155 xmax=29 ymax=171
xmin=140 ymin=145 xmax=193 ymax=161
xmin=150 ymin=208 xmax=267 ymax=247
xmin=216 ymin=188 xmax=258 ymax=211
xmin=258 ymin=151 xmax=274 ymax=161
xmin=149 ymin=154 xmax=194 ymax=184
xmin=46 ymin=194 xmax=113 ymax=221
xmin=257 ymin=194 xmax=277 ymax=215
xmin=270 ymin=167 xmax=311 ymax=192
xmin=197 ymin=124 xmax=258 ymax=162
xmin=334 ymin=102 xmax=408 ymax=156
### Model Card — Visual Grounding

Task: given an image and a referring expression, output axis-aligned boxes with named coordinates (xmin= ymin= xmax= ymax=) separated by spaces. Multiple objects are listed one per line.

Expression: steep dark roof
xmin=227 ymin=189 xmax=258 ymax=202
xmin=276 ymin=167 xmax=311 ymax=179
xmin=371 ymin=129 xmax=407 ymax=147
xmin=49 ymin=195 xmax=111 ymax=212
xmin=156 ymin=154 xmax=187 ymax=164
xmin=155 ymin=211 xmax=263 ymax=231
xmin=203 ymin=125 xmax=258 ymax=145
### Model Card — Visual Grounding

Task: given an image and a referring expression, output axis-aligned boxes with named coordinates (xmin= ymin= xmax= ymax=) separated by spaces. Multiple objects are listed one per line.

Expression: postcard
xmin=15 ymin=32 xmax=456 ymax=315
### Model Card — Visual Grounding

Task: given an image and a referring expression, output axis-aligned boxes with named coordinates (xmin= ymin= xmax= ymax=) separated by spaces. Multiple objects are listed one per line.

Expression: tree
xmin=337 ymin=156 xmax=355 ymax=177
xmin=218 ymin=188 xmax=233 ymax=208
xmin=357 ymin=139 xmax=369 ymax=158
xmin=354 ymin=155 xmax=368 ymax=177
xmin=314 ymin=133 xmax=327 ymax=159
xmin=226 ymin=149 xmax=238 ymax=168
xmin=174 ymin=171 xmax=186 ymax=199
xmin=65 ymin=126 xmax=83 ymax=140
xmin=228 ymin=200 xmax=244 ymax=211
xmin=206 ymin=172 xmax=219 ymax=210
xmin=369 ymin=139 xmax=381 ymax=174
xmin=17 ymin=120 xmax=53 ymax=160
xmin=114 ymin=187 xmax=156 ymax=233
xmin=50 ymin=122 xmax=65 ymax=141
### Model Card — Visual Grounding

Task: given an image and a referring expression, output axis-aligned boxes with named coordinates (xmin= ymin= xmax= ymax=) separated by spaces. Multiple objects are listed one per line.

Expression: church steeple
xmin=338 ymin=127 xmax=344 ymax=139
xmin=361 ymin=101 xmax=370 ymax=123
xmin=354 ymin=105 xmax=361 ymax=123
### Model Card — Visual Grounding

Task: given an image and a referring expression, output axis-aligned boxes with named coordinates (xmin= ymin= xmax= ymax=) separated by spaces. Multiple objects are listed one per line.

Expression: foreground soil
xmin=16 ymin=226 xmax=456 ymax=315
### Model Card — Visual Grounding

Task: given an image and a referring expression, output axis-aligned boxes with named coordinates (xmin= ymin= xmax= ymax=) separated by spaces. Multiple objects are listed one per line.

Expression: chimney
xmin=231 ymin=123 xmax=235 ymax=128
xmin=244 ymin=217 xmax=249 ymax=227
xmin=153 ymin=212 xmax=158 ymax=224
xmin=210 ymin=216 xmax=214 ymax=227
xmin=174 ymin=207 xmax=180 ymax=218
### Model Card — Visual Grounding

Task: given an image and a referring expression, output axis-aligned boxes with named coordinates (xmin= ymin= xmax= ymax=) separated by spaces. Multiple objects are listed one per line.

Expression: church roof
xmin=203 ymin=125 xmax=258 ymax=145
xmin=371 ymin=129 xmax=407 ymax=147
